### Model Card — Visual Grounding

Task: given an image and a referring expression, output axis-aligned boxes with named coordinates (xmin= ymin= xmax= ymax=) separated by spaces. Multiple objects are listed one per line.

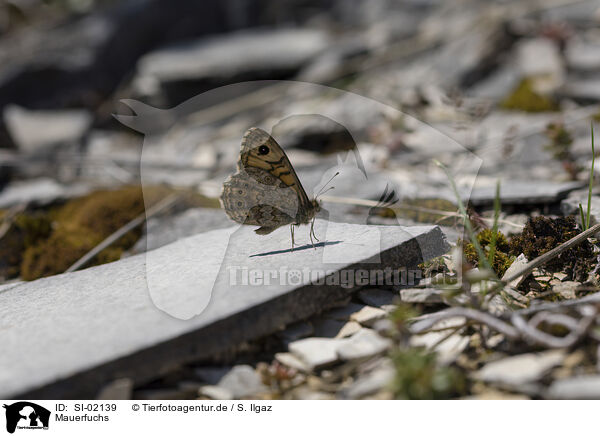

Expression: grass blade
xmin=579 ymin=203 xmax=587 ymax=230
xmin=487 ymin=180 xmax=501 ymax=266
xmin=434 ymin=159 xmax=492 ymax=272
xmin=587 ymin=122 xmax=595 ymax=230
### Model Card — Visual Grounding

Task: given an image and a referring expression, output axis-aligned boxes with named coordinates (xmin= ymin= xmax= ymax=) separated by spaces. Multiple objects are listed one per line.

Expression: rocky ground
xmin=2 ymin=0 xmax=600 ymax=399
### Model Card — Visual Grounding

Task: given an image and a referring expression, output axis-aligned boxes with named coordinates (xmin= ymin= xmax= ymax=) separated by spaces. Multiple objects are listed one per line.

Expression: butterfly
xmin=220 ymin=127 xmax=325 ymax=249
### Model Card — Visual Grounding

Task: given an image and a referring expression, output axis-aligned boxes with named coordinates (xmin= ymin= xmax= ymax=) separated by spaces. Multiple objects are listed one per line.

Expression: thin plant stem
xmin=434 ymin=160 xmax=492 ymax=271
xmin=487 ymin=180 xmax=501 ymax=266
xmin=587 ymin=122 xmax=595 ymax=229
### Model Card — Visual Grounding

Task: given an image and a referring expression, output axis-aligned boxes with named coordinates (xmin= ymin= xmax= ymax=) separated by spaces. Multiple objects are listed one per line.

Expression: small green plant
xmin=545 ymin=122 xmax=579 ymax=180
xmin=579 ymin=123 xmax=595 ymax=230
xmin=389 ymin=303 xmax=420 ymax=326
xmin=463 ymin=229 xmax=514 ymax=277
xmin=434 ymin=160 xmax=492 ymax=273
xmin=390 ymin=348 xmax=466 ymax=399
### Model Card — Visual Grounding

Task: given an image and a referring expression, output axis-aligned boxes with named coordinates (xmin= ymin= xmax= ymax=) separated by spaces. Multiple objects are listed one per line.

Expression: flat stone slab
xmin=0 ymin=178 xmax=91 ymax=208
xmin=400 ymin=287 xmax=445 ymax=304
xmin=0 ymin=219 xmax=448 ymax=398
xmin=545 ymin=375 xmax=600 ymax=399
xmin=336 ymin=328 xmax=391 ymax=361
xmin=466 ymin=180 xmax=582 ymax=206
xmin=474 ymin=350 xmax=566 ymax=386
xmin=561 ymin=191 xmax=600 ymax=226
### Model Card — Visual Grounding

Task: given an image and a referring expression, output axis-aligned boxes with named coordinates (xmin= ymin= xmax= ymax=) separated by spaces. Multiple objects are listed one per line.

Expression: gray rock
xmin=400 ymin=287 xmax=444 ymax=304
xmin=324 ymin=303 xmax=368 ymax=321
xmin=134 ymin=28 xmax=329 ymax=101
xmin=468 ymin=180 xmax=582 ymax=207
xmin=371 ymin=318 xmax=395 ymax=336
xmin=561 ymin=191 xmax=600 ymax=226
xmin=516 ymin=38 xmax=564 ymax=92
xmin=501 ymin=287 xmax=529 ymax=305
xmin=198 ymin=385 xmax=233 ymax=400
xmin=336 ymin=321 xmax=362 ymax=338
xmin=336 ymin=328 xmax=391 ymax=361
xmin=275 ymin=352 xmax=310 ymax=373
xmin=501 ymin=253 xmax=529 ymax=289
xmin=312 ymin=318 xmax=348 ymax=338
xmin=564 ymin=79 xmax=600 ymax=103
xmin=95 ymin=378 xmax=133 ymax=400
xmin=543 ymin=0 xmax=600 ymax=21
xmin=0 ymin=178 xmax=90 ymax=208
xmin=134 ymin=208 xmax=231 ymax=252
xmin=271 ymin=114 xmax=355 ymax=154
xmin=290 ymin=386 xmax=334 ymax=400
xmin=566 ymin=41 xmax=600 ymax=72
xmin=349 ymin=306 xmax=388 ymax=327
xmin=288 ymin=337 xmax=340 ymax=371
xmin=177 ymin=380 xmax=203 ymax=395
xmin=193 ymin=367 xmax=230 ymax=385
xmin=0 ymin=220 xmax=447 ymax=398
xmin=498 ymin=214 xmax=529 ymax=237
xmin=298 ymin=163 xmax=401 ymax=211
xmin=474 ymin=350 xmax=566 ymax=386
xmin=217 ymin=365 xmax=266 ymax=399
xmin=338 ymin=358 xmax=394 ymax=399
xmin=276 ymin=321 xmax=314 ymax=343
xmin=145 ymin=219 xmax=446 ymax=320
xmin=0 ymin=0 xmax=252 ymax=118
xmin=468 ymin=62 xmax=520 ymax=99
xmin=83 ymin=130 xmax=142 ymax=183
xmin=357 ymin=289 xmax=396 ymax=307
xmin=410 ymin=317 xmax=469 ymax=365
xmin=545 ymin=375 xmax=600 ymax=399
xmin=552 ymin=281 xmax=580 ymax=300
xmin=4 ymin=105 xmax=91 ymax=152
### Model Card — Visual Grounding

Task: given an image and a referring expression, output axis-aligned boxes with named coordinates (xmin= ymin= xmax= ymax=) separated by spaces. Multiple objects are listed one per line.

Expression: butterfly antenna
xmin=316 ymin=171 xmax=340 ymax=199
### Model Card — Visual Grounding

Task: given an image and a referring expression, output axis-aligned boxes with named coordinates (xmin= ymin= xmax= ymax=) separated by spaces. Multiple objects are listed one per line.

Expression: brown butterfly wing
xmin=239 ymin=127 xmax=314 ymax=218
xmin=220 ymin=127 xmax=318 ymax=233
xmin=220 ymin=167 xmax=299 ymax=233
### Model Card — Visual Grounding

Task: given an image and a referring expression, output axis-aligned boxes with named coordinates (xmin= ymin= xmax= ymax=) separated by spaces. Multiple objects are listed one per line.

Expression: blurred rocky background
xmin=3 ymin=0 xmax=600 ymax=400
xmin=3 ymin=0 xmax=600 ymax=282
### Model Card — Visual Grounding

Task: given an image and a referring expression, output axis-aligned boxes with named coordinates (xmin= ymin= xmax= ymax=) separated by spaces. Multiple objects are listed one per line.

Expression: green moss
xmin=390 ymin=348 xmax=466 ymax=399
xmin=0 ymin=212 xmax=52 ymax=279
xmin=16 ymin=185 xmax=219 ymax=281
xmin=14 ymin=213 xmax=52 ymax=246
xmin=20 ymin=186 xmax=146 ymax=280
xmin=418 ymin=256 xmax=447 ymax=277
xmin=509 ymin=216 xmax=594 ymax=281
xmin=500 ymin=78 xmax=559 ymax=113
xmin=463 ymin=229 xmax=514 ymax=276
xmin=0 ymin=225 xmax=25 ymax=279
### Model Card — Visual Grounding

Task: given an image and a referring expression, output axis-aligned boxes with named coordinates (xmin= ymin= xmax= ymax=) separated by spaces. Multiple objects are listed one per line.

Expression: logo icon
xmin=3 ymin=402 xmax=50 ymax=434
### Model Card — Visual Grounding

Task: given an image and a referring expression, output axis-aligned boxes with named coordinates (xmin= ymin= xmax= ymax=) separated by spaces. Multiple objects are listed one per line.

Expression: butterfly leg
xmin=310 ymin=218 xmax=319 ymax=248
xmin=290 ymin=224 xmax=295 ymax=251
xmin=309 ymin=219 xmax=319 ymax=249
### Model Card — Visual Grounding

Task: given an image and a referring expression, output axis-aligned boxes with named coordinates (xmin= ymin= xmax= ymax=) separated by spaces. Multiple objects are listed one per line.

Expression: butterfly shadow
xmin=249 ymin=240 xmax=342 ymax=257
